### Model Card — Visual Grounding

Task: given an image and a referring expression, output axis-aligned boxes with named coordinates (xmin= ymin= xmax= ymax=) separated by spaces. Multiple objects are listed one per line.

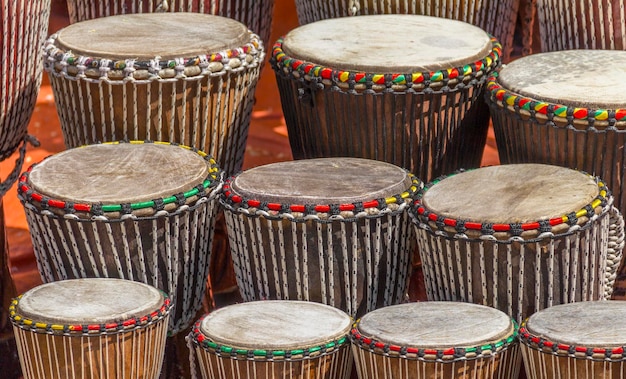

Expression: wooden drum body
xmin=270 ymin=15 xmax=501 ymax=182
xmin=10 ymin=278 xmax=171 ymax=379
xmin=17 ymin=141 xmax=222 ymax=334
xmin=220 ymin=158 xmax=421 ymax=317
xmin=520 ymin=301 xmax=626 ymax=378
xmin=411 ymin=164 xmax=624 ymax=323
xmin=189 ymin=300 xmax=353 ymax=379
xmin=44 ymin=13 xmax=264 ymax=175
xmin=350 ymin=302 xmax=521 ymax=379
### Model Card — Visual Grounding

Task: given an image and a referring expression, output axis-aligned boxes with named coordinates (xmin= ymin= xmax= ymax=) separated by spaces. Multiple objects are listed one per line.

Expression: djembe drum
xmin=350 ymin=302 xmax=521 ymax=379
xmin=485 ymin=50 xmax=626 ymax=298
xmin=519 ymin=301 xmax=626 ymax=378
xmin=220 ymin=158 xmax=421 ymax=318
xmin=294 ymin=0 xmax=520 ymax=61
xmin=17 ymin=141 xmax=222 ymax=334
xmin=188 ymin=300 xmax=353 ymax=379
xmin=10 ymin=278 xmax=171 ymax=379
xmin=66 ymin=0 xmax=275 ymax=49
xmin=271 ymin=15 xmax=501 ymax=182
xmin=410 ymin=164 xmax=624 ymax=323
xmin=43 ymin=12 xmax=263 ymax=175
xmin=536 ymin=0 xmax=626 ymax=52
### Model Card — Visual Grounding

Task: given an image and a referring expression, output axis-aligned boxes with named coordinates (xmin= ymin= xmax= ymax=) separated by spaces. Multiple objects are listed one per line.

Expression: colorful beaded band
xmin=487 ymin=72 xmax=626 ymax=126
xmin=519 ymin=320 xmax=626 ymax=361
xmin=350 ymin=321 xmax=518 ymax=361
xmin=190 ymin=316 xmax=349 ymax=361
xmin=220 ymin=173 xmax=422 ymax=220
xmin=10 ymin=293 xmax=171 ymax=336
xmin=44 ymin=31 xmax=263 ymax=81
xmin=271 ymin=36 xmax=501 ymax=93
xmin=18 ymin=140 xmax=222 ymax=217
xmin=412 ymin=169 xmax=609 ymax=239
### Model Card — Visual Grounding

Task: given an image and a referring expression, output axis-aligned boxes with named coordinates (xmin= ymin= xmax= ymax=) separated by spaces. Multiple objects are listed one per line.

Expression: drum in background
xmin=270 ymin=15 xmax=501 ymax=183
xmin=410 ymin=164 xmax=624 ymax=323
xmin=66 ymin=0 xmax=275 ymax=49
xmin=351 ymin=302 xmax=521 ymax=379
xmin=220 ymin=158 xmax=421 ymax=318
xmin=294 ymin=0 xmax=519 ymax=62
xmin=10 ymin=278 xmax=171 ymax=379
xmin=17 ymin=141 xmax=222 ymax=334
xmin=44 ymin=13 xmax=264 ymax=175
xmin=536 ymin=0 xmax=626 ymax=52
xmin=189 ymin=300 xmax=353 ymax=379
xmin=485 ymin=50 xmax=626 ymax=298
xmin=519 ymin=301 xmax=626 ymax=378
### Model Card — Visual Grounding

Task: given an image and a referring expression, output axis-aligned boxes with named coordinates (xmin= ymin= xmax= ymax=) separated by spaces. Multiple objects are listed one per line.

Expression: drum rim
xmin=220 ymin=173 xmax=422 ymax=221
xmin=270 ymin=35 xmax=501 ymax=93
xmin=410 ymin=167 xmax=610 ymax=241
xmin=189 ymin=315 xmax=350 ymax=361
xmin=17 ymin=140 xmax=222 ymax=219
xmin=9 ymin=291 xmax=172 ymax=336
xmin=487 ymin=72 xmax=626 ymax=129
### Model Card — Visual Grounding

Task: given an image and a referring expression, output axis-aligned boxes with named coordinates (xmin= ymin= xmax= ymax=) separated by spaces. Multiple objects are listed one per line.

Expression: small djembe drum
xmin=485 ymin=50 xmax=626 ymax=298
xmin=350 ymin=302 xmax=521 ymax=379
xmin=410 ymin=164 xmax=625 ymax=323
xmin=294 ymin=0 xmax=520 ymax=61
xmin=17 ymin=141 xmax=222 ymax=334
xmin=536 ymin=0 xmax=626 ymax=51
xmin=10 ymin=278 xmax=171 ymax=379
xmin=519 ymin=301 xmax=626 ymax=378
xmin=188 ymin=300 xmax=353 ymax=379
xmin=270 ymin=14 xmax=501 ymax=183
xmin=220 ymin=157 xmax=421 ymax=318
xmin=43 ymin=12 xmax=263 ymax=175
xmin=65 ymin=0 xmax=275 ymax=49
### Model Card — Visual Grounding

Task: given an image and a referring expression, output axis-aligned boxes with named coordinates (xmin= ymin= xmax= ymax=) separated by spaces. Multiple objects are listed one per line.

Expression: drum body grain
xmin=10 ymin=278 xmax=171 ymax=379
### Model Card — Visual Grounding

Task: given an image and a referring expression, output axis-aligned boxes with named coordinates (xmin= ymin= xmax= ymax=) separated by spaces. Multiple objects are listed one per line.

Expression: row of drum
xmin=9 ymin=276 xmax=626 ymax=379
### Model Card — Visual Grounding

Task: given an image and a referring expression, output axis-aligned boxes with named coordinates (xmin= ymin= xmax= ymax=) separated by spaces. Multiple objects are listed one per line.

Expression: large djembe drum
xmin=271 ymin=15 xmax=501 ymax=182
xmin=410 ymin=164 xmax=624 ymax=323
xmin=350 ymin=302 xmax=521 ymax=379
xmin=220 ymin=158 xmax=421 ymax=317
xmin=519 ymin=301 xmax=626 ymax=378
xmin=485 ymin=50 xmax=626 ymax=298
xmin=66 ymin=0 xmax=275 ymax=49
xmin=10 ymin=278 xmax=171 ymax=379
xmin=43 ymin=12 xmax=263 ymax=175
xmin=17 ymin=141 xmax=222 ymax=334
xmin=294 ymin=0 xmax=520 ymax=61
xmin=188 ymin=300 xmax=353 ymax=379
xmin=536 ymin=0 xmax=626 ymax=52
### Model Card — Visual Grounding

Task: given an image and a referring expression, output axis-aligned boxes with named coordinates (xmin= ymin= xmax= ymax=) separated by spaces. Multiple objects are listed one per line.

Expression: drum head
xmin=54 ymin=13 xmax=250 ymax=60
xmin=15 ymin=278 xmax=164 ymax=324
xmin=421 ymin=164 xmax=599 ymax=224
xmin=229 ymin=157 xmax=412 ymax=204
xmin=199 ymin=300 xmax=351 ymax=350
xmin=497 ymin=50 xmax=626 ymax=109
xmin=281 ymin=14 xmax=493 ymax=73
xmin=27 ymin=142 xmax=209 ymax=204
xmin=357 ymin=302 xmax=513 ymax=348
xmin=525 ymin=301 xmax=626 ymax=348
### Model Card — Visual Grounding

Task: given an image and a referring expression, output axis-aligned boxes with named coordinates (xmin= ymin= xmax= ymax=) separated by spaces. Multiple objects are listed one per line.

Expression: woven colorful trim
xmin=220 ymin=173 xmax=422 ymax=220
xmin=44 ymin=31 xmax=263 ymax=80
xmin=519 ymin=320 xmax=626 ymax=361
xmin=412 ymin=169 xmax=609 ymax=238
xmin=271 ymin=36 xmax=501 ymax=92
xmin=487 ymin=72 xmax=626 ymax=125
xmin=190 ymin=316 xmax=349 ymax=361
xmin=350 ymin=320 xmax=518 ymax=361
xmin=10 ymin=293 xmax=171 ymax=335
xmin=17 ymin=140 xmax=221 ymax=217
